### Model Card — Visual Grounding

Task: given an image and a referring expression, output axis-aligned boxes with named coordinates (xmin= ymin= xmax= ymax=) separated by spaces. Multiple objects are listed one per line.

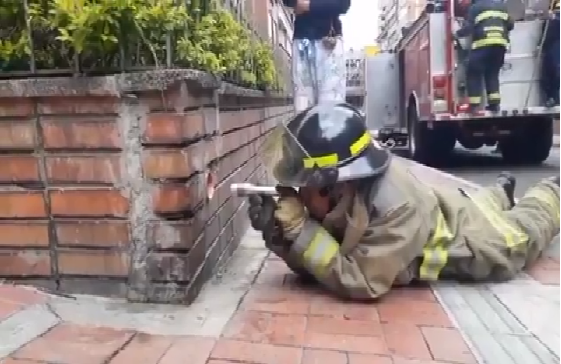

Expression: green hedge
xmin=0 ymin=0 xmax=279 ymax=89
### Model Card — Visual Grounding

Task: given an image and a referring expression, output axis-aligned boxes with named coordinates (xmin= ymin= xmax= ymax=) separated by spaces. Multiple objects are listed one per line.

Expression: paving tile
xmin=107 ymin=333 xmax=173 ymax=364
xmin=0 ymin=304 xmax=60 ymax=358
xmin=307 ymin=316 xmax=382 ymax=337
xmin=382 ymin=323 xmax=432 ymax=360
xmin=421 ymin=327 xmax=477 ymax=364
xmin=0 ymin=286 xmax=47 ymax=306
xmin=222 ymin=311 xmax=307 ymax=346
xmin=13 ymin=323 xmax=134 ymax=364
xmin=0 ymin=300 xmax=23 ymax=321
xmin=0 ymin=359 xmax=45 ymax=364
xmin=308 ymin=295 xmax=380 ymax=321
xmin=210 ymin=339 xmax=302 ymax=364
xmin=254 ymin=259 xmax=291 ymax=287
xmin=381 ymin=287 xmax=438 ymax=303
xmin=158 ymin=336 xmax=215 ymax=364
xmin=239 ymin=287 xmax=311 ymax=314
xmin=304 ymin=331 xmax=388 ymax=355
xmin=391 ymin=357 xmax=458 ymax=364
xmin=348 ymin=353 xmax=394 ymax=364
xmin=301 ymin=349 xmax=347 ymax=364
xmin=377 ymin=298 xmax=452 ymax=328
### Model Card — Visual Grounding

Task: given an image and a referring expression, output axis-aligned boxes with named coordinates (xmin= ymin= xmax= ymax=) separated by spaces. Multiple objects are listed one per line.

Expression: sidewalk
xmin=0 ymin=163 xmax=558 ymax=364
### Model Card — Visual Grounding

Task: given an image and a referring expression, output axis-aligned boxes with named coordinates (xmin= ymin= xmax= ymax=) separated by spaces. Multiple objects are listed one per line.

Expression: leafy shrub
xmin=0 ymin=0 xmax=280 ymax=89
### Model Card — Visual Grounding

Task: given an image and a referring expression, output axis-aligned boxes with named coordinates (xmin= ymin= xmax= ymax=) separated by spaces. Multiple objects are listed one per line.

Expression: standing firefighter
xmin=541 ymin=0 xmax=560 ymax=106
xmin=249 ymin=103 xmax=560 ymax=300
xmin=456 ymin=0 xmax=514 ymax=113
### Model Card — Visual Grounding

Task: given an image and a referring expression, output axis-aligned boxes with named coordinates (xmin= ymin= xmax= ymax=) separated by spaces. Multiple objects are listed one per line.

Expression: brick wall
xmin=0 ymin=70 xmax=292 ymax=304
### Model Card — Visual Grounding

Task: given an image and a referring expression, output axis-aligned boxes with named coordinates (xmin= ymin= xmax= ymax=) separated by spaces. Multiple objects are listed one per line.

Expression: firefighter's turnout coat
xmin=267 ymin=158 xmax=560 ymax=300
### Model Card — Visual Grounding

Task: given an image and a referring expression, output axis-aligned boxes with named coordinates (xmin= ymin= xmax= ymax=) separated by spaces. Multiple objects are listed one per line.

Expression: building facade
xmin=243 ymin=0 xmax=294 ymax=91
xmin=376 ymin=0 xmax=426 ymax=50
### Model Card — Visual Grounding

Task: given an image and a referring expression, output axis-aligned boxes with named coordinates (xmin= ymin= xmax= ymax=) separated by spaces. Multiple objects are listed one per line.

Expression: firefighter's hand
xmin=295 ymin=0 xmax=310 ymax=14
xmin=248 ymin=195 xmax=277 ymax=233
xmin=275 ymin=195 xmax=307 ymax=241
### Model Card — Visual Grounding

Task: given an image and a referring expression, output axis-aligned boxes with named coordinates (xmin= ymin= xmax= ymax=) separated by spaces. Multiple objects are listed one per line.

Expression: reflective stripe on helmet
xmin=303 ymin=131 xmax=371 ymax=168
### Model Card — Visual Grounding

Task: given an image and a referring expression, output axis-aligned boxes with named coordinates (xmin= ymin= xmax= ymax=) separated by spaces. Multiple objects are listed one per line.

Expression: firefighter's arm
xmin=286 ymin=202 xmax=428 ymax=300
xmin=265 ymin=238 xmax=318 ymax=283
xmin=455 ymin=5 xmax=477 ymax=37
xmin=309 ymin=0 xmax=351 ymax=15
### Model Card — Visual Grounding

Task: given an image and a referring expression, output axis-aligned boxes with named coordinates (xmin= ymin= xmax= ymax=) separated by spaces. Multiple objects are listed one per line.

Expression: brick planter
xmin=0 ymin=70 xmax=292 ymax=304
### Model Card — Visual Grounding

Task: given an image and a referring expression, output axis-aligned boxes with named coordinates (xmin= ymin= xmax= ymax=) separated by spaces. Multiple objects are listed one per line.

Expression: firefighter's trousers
xmin=444 ymin=179 xmax=560 ymax=281
xmin=466 ymin=46 xmax=506 ymax=109
xmin=541 ymin=19 xmax=560 ymax=104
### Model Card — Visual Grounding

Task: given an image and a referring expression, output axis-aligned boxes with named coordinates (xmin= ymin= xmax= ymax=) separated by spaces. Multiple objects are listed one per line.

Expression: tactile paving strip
xmin=432 ymin=278 xmax=559 ymax=364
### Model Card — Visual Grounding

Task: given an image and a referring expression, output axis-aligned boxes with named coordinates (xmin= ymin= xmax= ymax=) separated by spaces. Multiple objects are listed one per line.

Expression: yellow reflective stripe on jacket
xmin=303 ymin=131 xmax=371 ymax=168
xmin=469 ymin=194 xmax=528 ymax=249
xmin=483 ymin=26 xmax=505 ymax=32
xmin=472 ymin=38 xmax=508 ymax=49
xmin=302 ymin=228 xmax=339 ymax=276
xmin=475 ymin=10 xmax=509 ymax=24
xmin=420 ymin=209 xmax=453 ymax=281
xmin=488 ymin=92 xmax=501 ymax=100
xmin=523 ymin=189 xmax=560 ymax=221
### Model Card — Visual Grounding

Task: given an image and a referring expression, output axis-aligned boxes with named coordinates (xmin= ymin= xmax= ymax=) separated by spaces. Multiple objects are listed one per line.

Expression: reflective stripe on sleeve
xmin=420 ymin=209 xmax=453 ymax=281
xmin=291 ymin=220 xmax=339 ymax=278
xmin=302 ymin=228 xmax=339 ymax=276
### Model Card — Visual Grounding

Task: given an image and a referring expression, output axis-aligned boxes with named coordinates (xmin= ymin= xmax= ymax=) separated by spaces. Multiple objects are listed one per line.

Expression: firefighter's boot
xmin=497 ymin=171 xmax=516 ymax=208
xmin=486 ymin=104 xmax=500 ymax=113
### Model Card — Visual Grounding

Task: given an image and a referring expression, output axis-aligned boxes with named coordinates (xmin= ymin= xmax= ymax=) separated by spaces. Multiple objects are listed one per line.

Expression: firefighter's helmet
xmin=262 ymin=103 xmax=391 ymax=187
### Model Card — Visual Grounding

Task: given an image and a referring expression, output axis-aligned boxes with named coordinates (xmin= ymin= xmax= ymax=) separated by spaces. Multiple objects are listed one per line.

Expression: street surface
xmin=442 ymin=145 xmax=560 ymax=198
xmin=0 ymin=147 xmax=558 ymax=364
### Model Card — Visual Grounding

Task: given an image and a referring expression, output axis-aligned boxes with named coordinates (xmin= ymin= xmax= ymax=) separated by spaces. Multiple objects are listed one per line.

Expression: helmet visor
xmin=261 ymin=122 xmax=314 ymax=187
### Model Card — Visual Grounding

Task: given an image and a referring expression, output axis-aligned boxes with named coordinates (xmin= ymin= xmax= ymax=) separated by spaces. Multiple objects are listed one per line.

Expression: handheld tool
xmin=230 ymin=183 xmax=278 ymax=197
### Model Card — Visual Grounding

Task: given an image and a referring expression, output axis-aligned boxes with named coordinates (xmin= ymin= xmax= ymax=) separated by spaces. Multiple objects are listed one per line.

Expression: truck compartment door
xmin=496 ymin=20 xmax=543 ymax=110
xmin=365 ymin=53 xmax=401 ymax=131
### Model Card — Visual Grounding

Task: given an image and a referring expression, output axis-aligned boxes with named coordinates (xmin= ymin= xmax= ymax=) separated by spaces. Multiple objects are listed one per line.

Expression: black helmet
xmin=262 ymin=102 xmax=391 ymax=187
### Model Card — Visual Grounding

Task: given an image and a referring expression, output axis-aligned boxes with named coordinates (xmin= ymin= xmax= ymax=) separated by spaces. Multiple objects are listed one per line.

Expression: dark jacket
xmin=456 ymin=0 xmax=514 ymax=49
xmin=283 ymin=0 xmax=351 ymax=40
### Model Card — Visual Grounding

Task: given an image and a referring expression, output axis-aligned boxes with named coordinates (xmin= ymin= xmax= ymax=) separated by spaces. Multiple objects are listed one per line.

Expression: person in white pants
xmin=283 ymin=0 xmax=351 ymax=111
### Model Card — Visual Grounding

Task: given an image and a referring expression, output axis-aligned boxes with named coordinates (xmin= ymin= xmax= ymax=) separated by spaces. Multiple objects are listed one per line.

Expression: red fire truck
xmin=365 ymin=0 xmax=559 ymax=165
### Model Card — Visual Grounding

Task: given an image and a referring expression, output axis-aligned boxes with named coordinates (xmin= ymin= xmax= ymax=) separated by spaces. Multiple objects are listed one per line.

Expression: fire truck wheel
xmin=499 ymin=117 xmax=553 ymax=165
xmin=407 ymin=107 xmax=455 ymax=165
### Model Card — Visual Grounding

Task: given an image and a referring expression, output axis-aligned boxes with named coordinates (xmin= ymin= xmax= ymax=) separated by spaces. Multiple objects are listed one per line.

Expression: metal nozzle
xmin=230 ymin=183 xmax=278 ymax=197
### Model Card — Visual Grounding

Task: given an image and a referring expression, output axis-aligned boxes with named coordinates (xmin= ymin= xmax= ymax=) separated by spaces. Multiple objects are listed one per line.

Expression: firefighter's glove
xmin=248 ymin=194 xmax=281 ymax=245
xmin=275 ymin=195 xmax=307 ymax=241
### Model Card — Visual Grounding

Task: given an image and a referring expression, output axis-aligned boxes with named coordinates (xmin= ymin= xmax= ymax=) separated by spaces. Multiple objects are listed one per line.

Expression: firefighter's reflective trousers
xmin=466 ymin=45 xmax=506 ymax=109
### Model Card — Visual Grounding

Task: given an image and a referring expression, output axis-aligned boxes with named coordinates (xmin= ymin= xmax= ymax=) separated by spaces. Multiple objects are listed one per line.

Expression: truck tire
xmin=499 ymin=117 xmax=553 ymax=165
xmin=407 ymin=105 xmax=456 ymax=165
